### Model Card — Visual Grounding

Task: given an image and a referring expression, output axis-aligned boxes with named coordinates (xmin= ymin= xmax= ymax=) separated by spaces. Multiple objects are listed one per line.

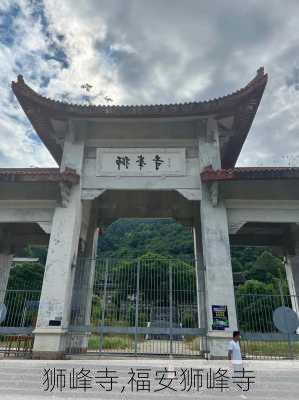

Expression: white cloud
xmin=0 ymin=0 xmax=299 ymax=167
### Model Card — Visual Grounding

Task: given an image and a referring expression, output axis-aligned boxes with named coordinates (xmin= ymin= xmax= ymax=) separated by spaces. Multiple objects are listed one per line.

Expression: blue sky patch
xmin=0 ymin=3 xmax=21 ymax=47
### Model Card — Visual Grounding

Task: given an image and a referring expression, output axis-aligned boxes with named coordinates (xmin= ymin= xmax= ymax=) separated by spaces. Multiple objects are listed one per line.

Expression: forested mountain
xmin=98 ymin=219 xmax=194 ymax=258
xmin=97 ymin=219 xmax=287 ymax=295
xmin=8 ymin=219 xmax=288 ymax=295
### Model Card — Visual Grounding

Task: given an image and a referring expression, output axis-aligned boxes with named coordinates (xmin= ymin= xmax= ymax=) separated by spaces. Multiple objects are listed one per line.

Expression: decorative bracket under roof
xmin=208 ymin=181 xmax=219 ymax=207
xmin=176 ymin=189 xmax=201 ymax=201
xmin=228 ymin=221 xmax=246 ymax=234
xmin=81 ymin=189 xmax=106 ymax=200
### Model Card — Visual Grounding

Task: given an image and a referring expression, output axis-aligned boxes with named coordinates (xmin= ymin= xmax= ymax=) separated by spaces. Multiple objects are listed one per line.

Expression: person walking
xmin=228 ymin=330 xmax=247 ymax=399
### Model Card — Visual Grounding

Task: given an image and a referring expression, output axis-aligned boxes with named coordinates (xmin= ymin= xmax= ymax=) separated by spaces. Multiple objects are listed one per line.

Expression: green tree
xmin=236 ymin=280 xmax=282 ymax=332
xmin=8 ymin=262 xmax=44 ymax=290
xmin=249 ymin=250 xmax=284 ymax=283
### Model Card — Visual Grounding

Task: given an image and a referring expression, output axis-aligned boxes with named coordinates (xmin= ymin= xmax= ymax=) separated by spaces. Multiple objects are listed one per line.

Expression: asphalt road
xmin=0 ymin=358 xmax=298 ymax=399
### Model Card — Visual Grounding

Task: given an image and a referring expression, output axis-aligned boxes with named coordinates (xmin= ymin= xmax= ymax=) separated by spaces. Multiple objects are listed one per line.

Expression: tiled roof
xmin=0 ymin=167 xmax=79 ymax=184
xmin=11 ymin=69 xmax=268 ymax=168
xmin=12 ymin=68 xmax=267 ymax=118
xmin=201 ymin=166 xmax=299 ymax=181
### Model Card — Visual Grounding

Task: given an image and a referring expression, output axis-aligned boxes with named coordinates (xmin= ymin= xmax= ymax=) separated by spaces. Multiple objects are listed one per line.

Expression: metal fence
xmin=0 ymin=289 xmax=41 ymax=357
xmin=67 ymin=257 xmax=206 ymax=357
xmin=1 ymin=257 xmax=299 ymax=360
xmin=236 ymin=293 xmax=299 ymax=359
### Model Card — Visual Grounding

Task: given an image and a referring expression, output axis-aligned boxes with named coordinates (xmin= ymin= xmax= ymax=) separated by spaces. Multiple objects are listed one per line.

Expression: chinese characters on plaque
xmin=115 ymin=154 xmax=164 ymax=171
xmin=96 ymin=148 xmax=186 ymax=176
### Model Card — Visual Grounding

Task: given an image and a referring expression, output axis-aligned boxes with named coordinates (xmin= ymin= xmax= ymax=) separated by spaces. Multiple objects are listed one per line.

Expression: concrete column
xmin=33 ymin=125 xmax=84 ymax=359
xmin=68 ymin=201 xmax=99 ymax=352
xmin=0 ymin=254 xmax=13 ymax=305
xmin=285 ymin=252 xmax=299 ymax=333
xmin=82 ymin=226 xmax=99 ymax=326
xmin=192 ymin=224 xmax=208 ymax=352
xmin=198 ymin=118 xmax=237 ymax=359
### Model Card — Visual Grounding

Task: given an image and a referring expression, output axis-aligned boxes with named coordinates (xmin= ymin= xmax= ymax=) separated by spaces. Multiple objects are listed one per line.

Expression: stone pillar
xmin=33 ymin=126 xmax=84 ymax=359
xmin=0 ymin=254 xmax=13 ymax=305
xmin=82 ymin=225 xmax=99 ymax=325
xmin=198 ymin=118 xmax=237 ymax=359
xmin=285 ymin=237 xmax=299 ymax=334
xmin=68 ymin=201 xmax=99 ymax=352
xmin=192 ymin=224 xmax=208 ymax=352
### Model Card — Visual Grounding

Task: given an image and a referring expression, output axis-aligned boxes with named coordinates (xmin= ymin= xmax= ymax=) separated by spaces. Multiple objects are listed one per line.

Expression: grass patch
xmin=88 ymin=335 xmax=130 ymax=350
xmin=242 ymin=340 xmax=299 ymax=357
xmin=177 ymin=337 xmax=299 ymax=357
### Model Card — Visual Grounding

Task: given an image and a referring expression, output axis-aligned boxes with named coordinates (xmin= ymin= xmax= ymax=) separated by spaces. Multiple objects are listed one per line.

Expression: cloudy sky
xmin=0 ymin=0 xmax=299 ymax=168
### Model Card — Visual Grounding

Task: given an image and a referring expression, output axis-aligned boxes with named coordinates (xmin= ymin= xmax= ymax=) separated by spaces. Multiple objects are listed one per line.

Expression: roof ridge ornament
xmin=257 ymin=67 xmax=264 ymax=77
xmin=17 ymin=74 xmax=24 ymax=84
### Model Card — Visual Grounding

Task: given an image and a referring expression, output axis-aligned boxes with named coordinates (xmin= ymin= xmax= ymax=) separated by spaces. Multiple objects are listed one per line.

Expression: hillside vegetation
xmin=9 ymin=219 xmax=288 ymax=296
